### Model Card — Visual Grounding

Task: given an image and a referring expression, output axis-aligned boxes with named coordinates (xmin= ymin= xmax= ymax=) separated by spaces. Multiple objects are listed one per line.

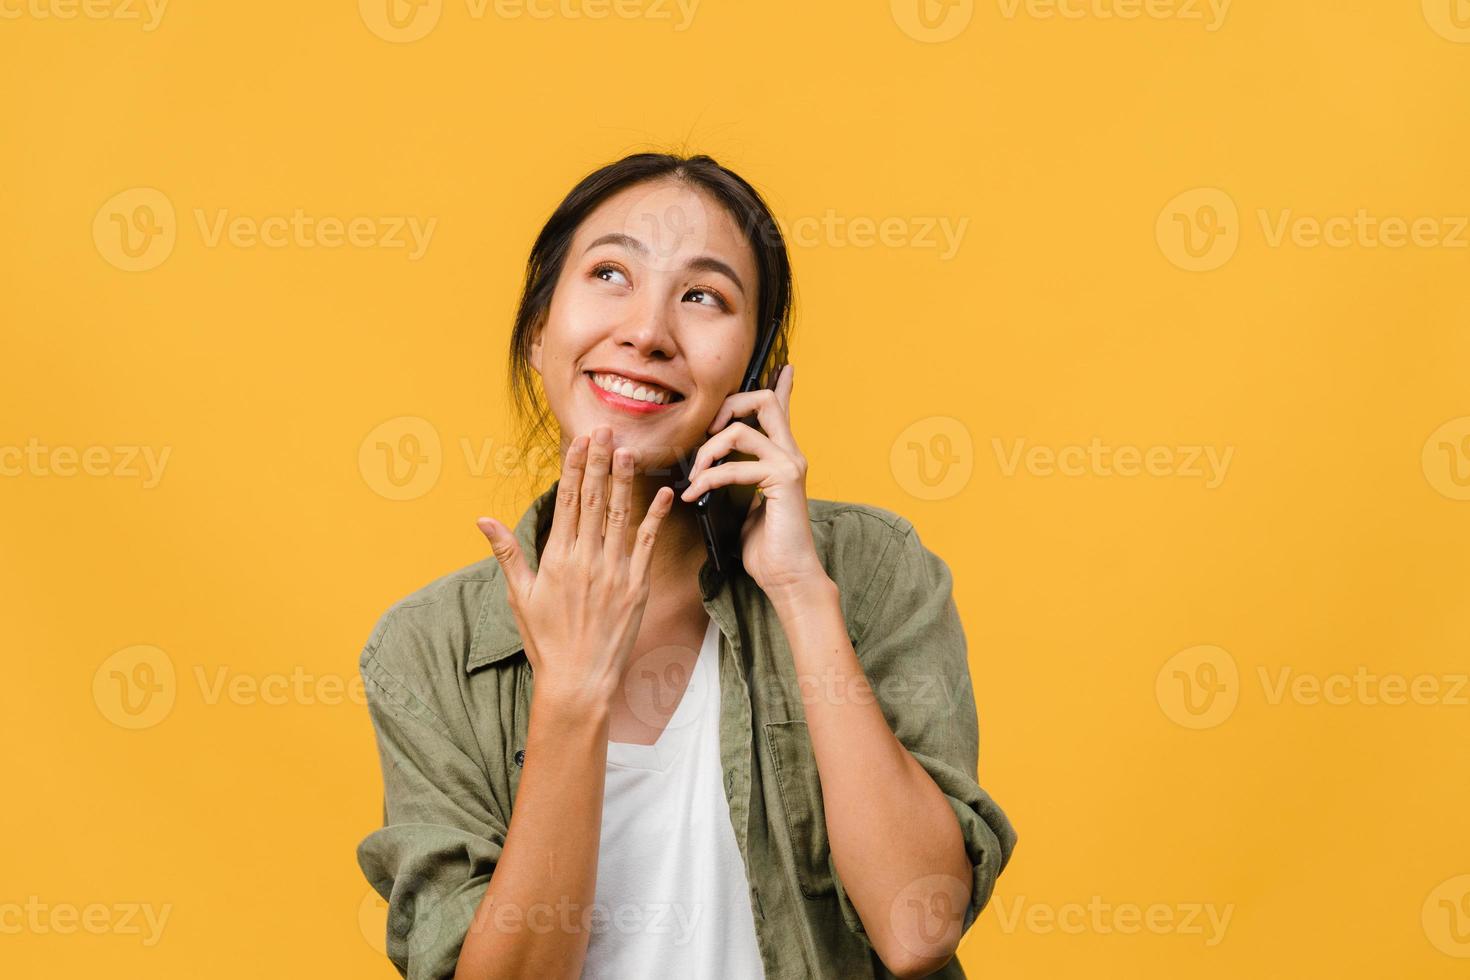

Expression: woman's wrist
xmin=530 ymin=678 xmax=615 ymax=733
xmin=763 ymin=569 xmax=839 ymax=620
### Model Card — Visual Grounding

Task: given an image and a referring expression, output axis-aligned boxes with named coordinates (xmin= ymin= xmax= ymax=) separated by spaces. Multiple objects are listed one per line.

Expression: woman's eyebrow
xmin=584 ymin=232 xmax=746 ymax=299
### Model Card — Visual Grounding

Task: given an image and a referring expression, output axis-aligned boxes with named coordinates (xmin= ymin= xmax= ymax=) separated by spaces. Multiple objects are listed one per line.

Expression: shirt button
xmin=514 ymin=749 xmax=525 ymax=768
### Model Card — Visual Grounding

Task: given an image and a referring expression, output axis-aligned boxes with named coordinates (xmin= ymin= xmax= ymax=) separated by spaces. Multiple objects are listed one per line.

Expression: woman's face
xmin=530 ymin=177 xmax=761 ymax=475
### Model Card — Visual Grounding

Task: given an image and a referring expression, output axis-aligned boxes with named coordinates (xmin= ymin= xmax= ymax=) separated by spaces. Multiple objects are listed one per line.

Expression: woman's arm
xmin=454 ymin=686 xmax=610 ymax=980
xmin=769 ymin=574 xmax=973 ymax=980
xmin=458 ymin=432 xmax=675 ymax=979
xmin=676 ymin=369 xmax=1014 ymax=973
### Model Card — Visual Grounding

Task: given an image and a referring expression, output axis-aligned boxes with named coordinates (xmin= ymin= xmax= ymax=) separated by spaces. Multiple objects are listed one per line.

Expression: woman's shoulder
xmin=359 ymin=554 xmax=503 ymax=681
xmin=805 ymin=495 xmax=925 ymax=565
xmin=804 ymin=496 xmax=956 ymax=644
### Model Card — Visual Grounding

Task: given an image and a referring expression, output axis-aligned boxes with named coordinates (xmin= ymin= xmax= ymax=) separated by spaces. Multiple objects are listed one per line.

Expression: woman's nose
xmin=613 ymin=295 xmax=677 ymax=358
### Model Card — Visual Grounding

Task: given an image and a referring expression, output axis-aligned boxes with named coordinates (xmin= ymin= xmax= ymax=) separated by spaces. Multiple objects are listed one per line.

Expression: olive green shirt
xmin=357 ymin=480 xmax=1017 ymax=979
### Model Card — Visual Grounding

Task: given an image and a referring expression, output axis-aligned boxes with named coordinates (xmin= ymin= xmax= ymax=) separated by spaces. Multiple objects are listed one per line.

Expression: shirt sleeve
xmin=356 ymin=611 xmax=509 ymax=980
xmin=831 ymin=513 xmax=1019 ymax=947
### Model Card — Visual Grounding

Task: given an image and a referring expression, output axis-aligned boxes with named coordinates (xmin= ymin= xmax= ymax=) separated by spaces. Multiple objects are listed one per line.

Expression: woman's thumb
xmin=476 ymin=517 xmax=531 ymax=594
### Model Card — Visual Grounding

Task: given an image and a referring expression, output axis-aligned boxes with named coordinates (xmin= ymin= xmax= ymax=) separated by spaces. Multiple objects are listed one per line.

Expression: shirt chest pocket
xmin=764 ymin=719 xmax=836 ymax=898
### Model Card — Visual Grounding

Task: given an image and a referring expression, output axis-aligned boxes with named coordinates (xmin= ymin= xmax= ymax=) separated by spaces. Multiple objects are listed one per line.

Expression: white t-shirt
xmin=579 ymin=616 xmax=767 ymax=979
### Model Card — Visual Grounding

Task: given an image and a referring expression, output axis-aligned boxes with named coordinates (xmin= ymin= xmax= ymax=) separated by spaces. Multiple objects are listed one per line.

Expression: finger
xmin=680 ymin=422 xmax=777 ymax=499
xmin=629 ymin=486 xmax=674 ymax=584
xmin=707 ymin=364 xmax=792 ymax=431
xmin=604 ymin=445 xmax=636 ymax=564
xmin=576 ymin=425 xmax=614 ymax=564
xmin=476 ymin=517 xmax=534 ymax=598
xmin=545 ymin=434 xmax=589 ymax=559
xmin=706 ymin=383 xmax=797 ymax=455
xmin=774 ymin=363 xmax=794 ymax=417
xmin=679 ymin=460 xmax=769 ymax=502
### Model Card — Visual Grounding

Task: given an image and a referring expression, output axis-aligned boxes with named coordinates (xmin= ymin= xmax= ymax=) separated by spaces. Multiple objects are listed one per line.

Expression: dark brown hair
xmin=506 ymin=152 xmax=795 ymax=493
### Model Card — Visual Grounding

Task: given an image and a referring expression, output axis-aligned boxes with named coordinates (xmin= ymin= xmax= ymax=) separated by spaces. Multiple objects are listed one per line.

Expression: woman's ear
xmin=529 ymin=315 xmax=544 ymax=375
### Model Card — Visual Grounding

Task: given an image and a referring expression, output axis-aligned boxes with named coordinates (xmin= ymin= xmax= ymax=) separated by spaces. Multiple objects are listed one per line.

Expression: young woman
xmin=357 ymin=153 xmax=1017 ymax=979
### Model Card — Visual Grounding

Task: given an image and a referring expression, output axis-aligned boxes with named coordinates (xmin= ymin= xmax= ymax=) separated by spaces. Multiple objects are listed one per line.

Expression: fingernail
xmin=595 ymin=427 xmax=611 ymax=445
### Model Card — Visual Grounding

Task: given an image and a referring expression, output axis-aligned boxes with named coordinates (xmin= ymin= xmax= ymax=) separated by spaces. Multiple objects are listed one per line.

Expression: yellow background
xmin=4 ymin=0 xmax=1469 ymax=976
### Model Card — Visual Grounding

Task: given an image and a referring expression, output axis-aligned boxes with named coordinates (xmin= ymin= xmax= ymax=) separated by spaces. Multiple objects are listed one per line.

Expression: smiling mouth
xmin=584 ymin=371 xmax=686 ymax=406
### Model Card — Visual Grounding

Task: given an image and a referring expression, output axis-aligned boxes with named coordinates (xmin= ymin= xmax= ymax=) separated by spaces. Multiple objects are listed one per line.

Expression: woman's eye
xmin=684 ymin=287 xmax=728 ymax=311
xmin=592 ymin=263 xmax=629 ymax=286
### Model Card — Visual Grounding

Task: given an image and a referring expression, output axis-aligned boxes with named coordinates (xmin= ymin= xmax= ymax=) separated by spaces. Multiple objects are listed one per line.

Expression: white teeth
xmin=592 ymin=372 xmax=675 ymax=405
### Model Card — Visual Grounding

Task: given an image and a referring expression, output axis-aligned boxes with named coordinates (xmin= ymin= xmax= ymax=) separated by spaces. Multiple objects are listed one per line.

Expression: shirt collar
xmin=466 ymin=479 xmax=735 ymax=674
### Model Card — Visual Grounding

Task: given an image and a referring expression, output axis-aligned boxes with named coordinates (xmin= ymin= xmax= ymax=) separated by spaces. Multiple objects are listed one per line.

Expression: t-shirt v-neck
xmin=582 ymin=612 xmax=766 ymax=979
xmin=604 ymin=615 xmax=718 ymax=773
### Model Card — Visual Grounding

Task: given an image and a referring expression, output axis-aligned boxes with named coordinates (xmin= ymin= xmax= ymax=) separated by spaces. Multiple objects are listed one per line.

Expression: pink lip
xmin=585 ymin=372 xmax=681 ymax=416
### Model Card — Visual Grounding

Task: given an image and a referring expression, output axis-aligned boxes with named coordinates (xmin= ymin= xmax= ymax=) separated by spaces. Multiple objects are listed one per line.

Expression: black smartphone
xmin=672 ymin=317 xmax=782 ymax=578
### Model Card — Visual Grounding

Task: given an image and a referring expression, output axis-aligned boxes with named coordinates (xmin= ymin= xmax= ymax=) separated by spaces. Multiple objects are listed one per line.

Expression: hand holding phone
xmin=671 ymin=317 xmax=782 ymax=578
